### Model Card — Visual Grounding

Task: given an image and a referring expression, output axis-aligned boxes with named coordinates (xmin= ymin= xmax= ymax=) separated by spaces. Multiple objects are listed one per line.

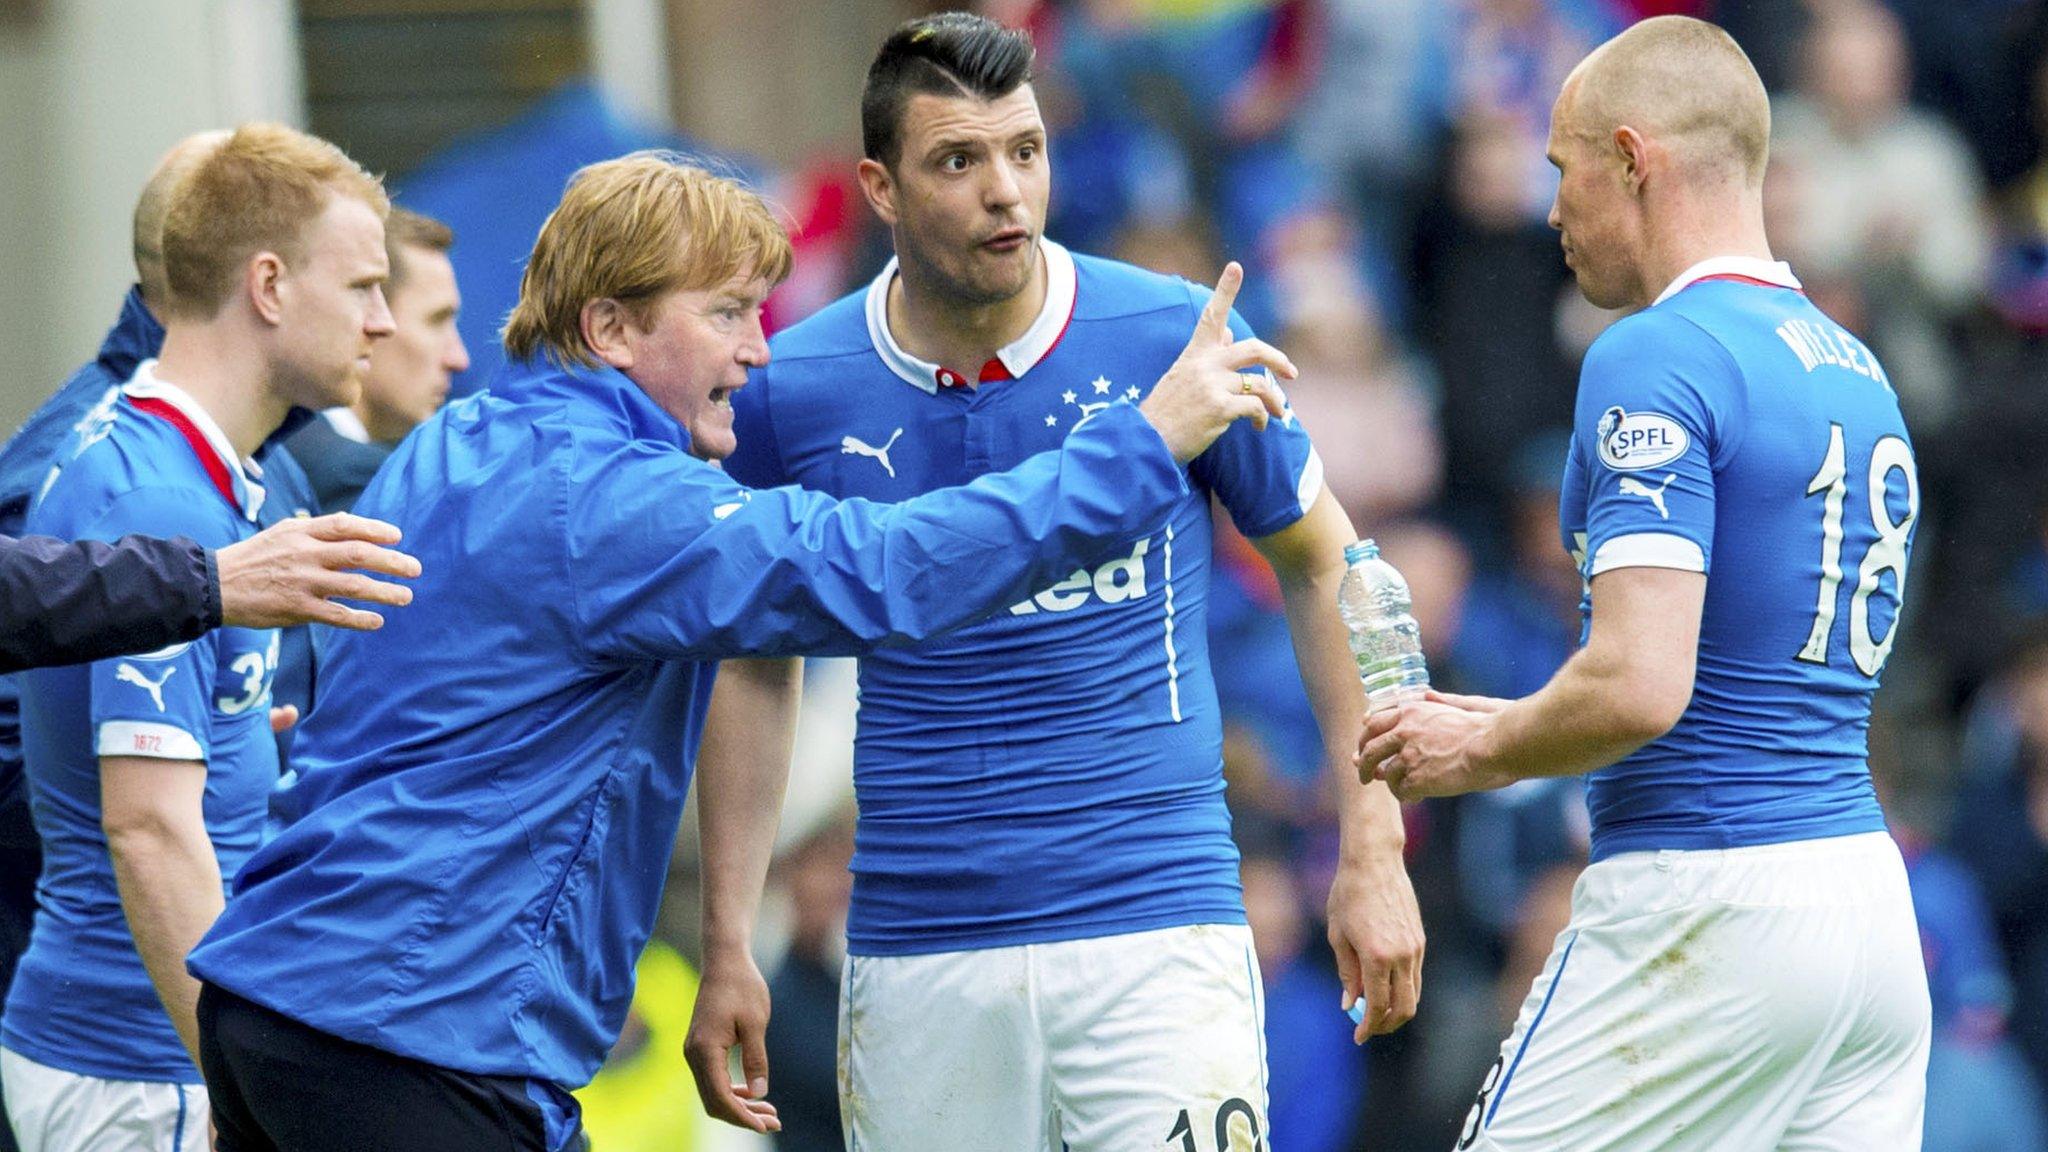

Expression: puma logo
xmin=114 ymin=663 xmax=176 ymax=713
xmin=840 ymin=428 xmax=904 ymax=478
xmin=1617 ymin=473 xmax=1677 ymax=520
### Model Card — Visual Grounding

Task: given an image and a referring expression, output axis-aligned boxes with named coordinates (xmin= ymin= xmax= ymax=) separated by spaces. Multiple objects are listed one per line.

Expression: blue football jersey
xmin=726 ymin=241 xmax=1326 ymax=954
xmin=1559 ymin=259 xmax=1915 ymax=860
xmin=4 ymin=363 xmax=279 ymax=1082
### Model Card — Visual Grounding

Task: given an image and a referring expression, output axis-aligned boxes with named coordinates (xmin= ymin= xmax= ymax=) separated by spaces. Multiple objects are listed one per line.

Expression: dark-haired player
xmin=687 ymin=13 xmax=1423 ymax=1152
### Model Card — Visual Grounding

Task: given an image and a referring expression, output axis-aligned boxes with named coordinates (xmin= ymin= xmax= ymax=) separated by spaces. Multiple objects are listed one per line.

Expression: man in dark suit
xmin=287 ymin=208 xmax=467 ymax=512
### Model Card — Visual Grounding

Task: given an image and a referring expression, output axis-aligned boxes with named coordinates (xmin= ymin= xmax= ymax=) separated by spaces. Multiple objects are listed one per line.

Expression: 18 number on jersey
xmin=1797 ymin=424 xmax=1917 ymax=676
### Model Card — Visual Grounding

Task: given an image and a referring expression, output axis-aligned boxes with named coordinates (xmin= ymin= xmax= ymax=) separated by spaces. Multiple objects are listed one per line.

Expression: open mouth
xmin=709 ymin=386 xmax=734 ymax=408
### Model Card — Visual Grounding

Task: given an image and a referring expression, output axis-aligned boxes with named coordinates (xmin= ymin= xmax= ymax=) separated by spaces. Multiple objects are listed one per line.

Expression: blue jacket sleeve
xmin=0 ymin=531 xmax=218 ymax=674
xmin=567 ymin=403 xmax=1190 ymax=663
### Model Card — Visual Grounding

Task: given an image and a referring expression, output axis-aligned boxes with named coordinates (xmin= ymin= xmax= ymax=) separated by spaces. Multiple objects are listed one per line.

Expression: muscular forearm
xmin=1479 ymin=645 xmax=1679 ymax=783
xmin=108 ymin=816 xmax=223 ymax=1066
xmin=697 ymin=657 xmax=803 ymax=959
xmin=1475 ymin=568 xmax=1699 ymax=784
xmin=1273 ymin=559 xmax=1405 ymax=856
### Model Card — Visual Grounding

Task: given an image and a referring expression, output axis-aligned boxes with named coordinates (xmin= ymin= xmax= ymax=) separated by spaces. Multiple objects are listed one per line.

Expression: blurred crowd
xmin=279 ymin=0 xmax=2048 ymax=1148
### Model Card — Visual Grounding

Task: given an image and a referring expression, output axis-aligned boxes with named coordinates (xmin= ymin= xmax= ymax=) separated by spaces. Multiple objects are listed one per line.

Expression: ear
xmin=580 ymin=298 xmax=636 ymax=371
xmin=1613 ymin=126 xmax=1650 ymax=193
xmin=856 ymin=157 xmax=899 ymax=229
xmin=248 ymin=251 xmax=287 ymax=326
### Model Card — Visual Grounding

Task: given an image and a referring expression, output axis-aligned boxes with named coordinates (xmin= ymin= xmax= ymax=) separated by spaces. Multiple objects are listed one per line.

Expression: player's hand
xmin=684 ymin=952 xmax=782 ymax=1133
xmin=269 ymin=704 xmax=299 ymax=734
xmin=1138 ymin=262 xmax=1294 ymax=462
xmin=1328 ymin=843 xmax=1425 ymax=1044
xmin=215 ymin=513 xmax=421 ymax=631
xmin=1356 ymin=700 xmax=1513 ymax=800
xmin=1423 ymin=688 xmax=1511 ymax=714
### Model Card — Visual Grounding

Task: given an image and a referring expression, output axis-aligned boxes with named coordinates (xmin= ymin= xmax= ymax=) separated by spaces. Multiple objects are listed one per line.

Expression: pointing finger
xmin=1197 ymin=262 xmax=1244 ymax=341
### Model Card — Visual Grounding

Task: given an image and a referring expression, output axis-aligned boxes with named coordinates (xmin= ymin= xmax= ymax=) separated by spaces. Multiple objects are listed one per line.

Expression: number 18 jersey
xmin=1560 ymin=258 xmax=1916 ymax=861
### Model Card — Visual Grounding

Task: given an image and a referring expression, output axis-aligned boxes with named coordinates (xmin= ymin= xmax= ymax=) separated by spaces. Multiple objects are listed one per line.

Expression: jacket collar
xmin=494 ymin=355 xmax=695 ymax=454
xmin=97 ymin=287 xmax=166 ymax=381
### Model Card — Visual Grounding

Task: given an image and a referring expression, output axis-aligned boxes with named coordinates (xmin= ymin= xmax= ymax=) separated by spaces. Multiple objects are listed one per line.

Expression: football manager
xmin=182 ymin=151 xmax=1293 ymax=1151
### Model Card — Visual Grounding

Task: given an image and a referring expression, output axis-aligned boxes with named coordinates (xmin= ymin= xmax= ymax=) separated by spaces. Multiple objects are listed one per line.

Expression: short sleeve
xmin=1182 ymin=286 xmax=1325 ymax=538
xmin=722 ymin=366 xmax=790 ymax=490
xmin=81 ymin=486 xmax=230 ymax=760
xmin=1574 ymin=312 xmax=1739 ymax=578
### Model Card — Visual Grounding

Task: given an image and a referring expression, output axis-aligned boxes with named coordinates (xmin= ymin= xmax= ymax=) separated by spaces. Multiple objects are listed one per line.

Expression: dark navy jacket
xmin=0 ymin=533 xmax=218 ymax=674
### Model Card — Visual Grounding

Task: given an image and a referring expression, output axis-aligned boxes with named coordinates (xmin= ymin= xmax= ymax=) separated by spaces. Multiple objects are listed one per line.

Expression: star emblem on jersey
xmin=1617 ymin=473 xmax=1677 ymax=519
xmin=840 ymin=428 xmax=904 ymax=478
xmin=1047 ymin=378 xmax=1115 ymax=430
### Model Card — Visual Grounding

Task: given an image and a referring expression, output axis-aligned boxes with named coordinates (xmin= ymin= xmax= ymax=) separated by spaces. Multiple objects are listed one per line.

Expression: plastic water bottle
xmin=1338 ymin=539 xmax=1429 ymax=713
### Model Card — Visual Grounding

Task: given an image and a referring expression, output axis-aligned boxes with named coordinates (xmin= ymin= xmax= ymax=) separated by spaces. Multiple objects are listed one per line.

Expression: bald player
xmin=1358 ymin=17 xmax=1929 ymax=1151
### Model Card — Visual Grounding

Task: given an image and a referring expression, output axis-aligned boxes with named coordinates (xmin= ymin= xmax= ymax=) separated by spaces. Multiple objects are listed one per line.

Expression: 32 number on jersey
xmin=216 ymin=630 xmax=281 ymax=715
xmin=1797 ymin=425 xmax=1917 ymax=676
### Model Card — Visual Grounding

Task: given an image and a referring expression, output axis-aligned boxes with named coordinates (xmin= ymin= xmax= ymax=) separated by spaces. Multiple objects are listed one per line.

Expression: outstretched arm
xmin=0 ymin=533 xmax=214 ymax=673
xmin=1358 ymin=566 xmax=1704 ymax=799
xmin=577 ymin=266 xmax=1294 ymax=665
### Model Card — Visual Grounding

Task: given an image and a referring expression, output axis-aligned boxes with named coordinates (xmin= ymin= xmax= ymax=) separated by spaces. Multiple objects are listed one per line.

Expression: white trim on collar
xmin=864 ymin=239 xmax=1078 ymax=393
xmin=1653 ymin=256 xmax=1802 ymax=307
xmin=322 ymin=406 xmax=373 ymax=445
xmin=121 ymin=360 xmax=267 ymax=522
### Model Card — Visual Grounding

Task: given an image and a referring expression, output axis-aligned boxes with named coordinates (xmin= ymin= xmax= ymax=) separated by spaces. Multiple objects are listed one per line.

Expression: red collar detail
xmin=130 ymin=396 xmax=241 ymax=513
xmin=930 ymin=287 xmax=1078 ymax=390
xmin=935 ymin=359 xmax=1018 ymax=389
xmin=1693 ymin=273 xmax=1805 ymax=294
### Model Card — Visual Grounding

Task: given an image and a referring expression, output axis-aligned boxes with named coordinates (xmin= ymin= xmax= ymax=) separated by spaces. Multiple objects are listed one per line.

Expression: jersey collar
xmin=1653 ymin=256 xmax=1802 ymax=307
xmin=864 ymin=238 xmax=1077 ymax=394
xmin=122 ymin=360 xmax=266 ymax=522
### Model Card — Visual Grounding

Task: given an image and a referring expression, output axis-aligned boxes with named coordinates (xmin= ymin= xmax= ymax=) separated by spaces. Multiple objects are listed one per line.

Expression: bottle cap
xmin=1343 ymin=539 xmax=1379 ymax=565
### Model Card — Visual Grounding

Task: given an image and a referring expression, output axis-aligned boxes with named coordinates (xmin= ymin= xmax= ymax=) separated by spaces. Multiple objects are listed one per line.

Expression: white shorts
xmin=838 ymin=923 xmax=1269 ymax=1152
xmin=1460 ymin=831 xmax=1931 ymax=1152
xmin=1 ymin=1046 xmax=208 ymax=1152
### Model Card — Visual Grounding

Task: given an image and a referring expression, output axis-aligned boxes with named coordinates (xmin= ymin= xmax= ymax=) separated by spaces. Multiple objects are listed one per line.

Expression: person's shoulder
xmin=767 ymin=289 xmax=877 ymax=368
xmin=0 ymin=362 xmax=125 ymax=473
xmin=1069 ymin=252 xmax=1201 ymax=324
xmin=1584 ymin=304 xmax=1734 ymax=375
xmin=35 ymin=396 xmax=187 ymax=504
